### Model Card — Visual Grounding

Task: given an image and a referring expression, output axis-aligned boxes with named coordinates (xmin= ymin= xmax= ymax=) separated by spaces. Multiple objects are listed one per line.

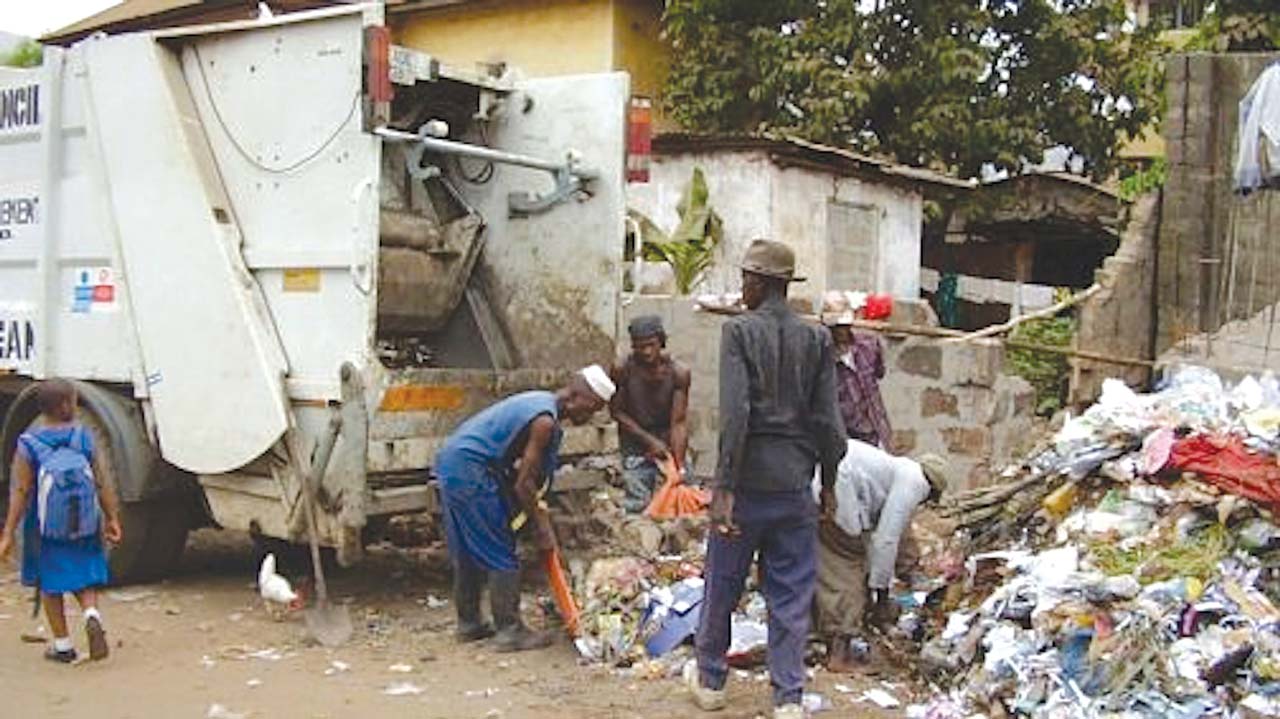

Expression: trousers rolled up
xmin=694 ymin=488 xmax=817 ymax=707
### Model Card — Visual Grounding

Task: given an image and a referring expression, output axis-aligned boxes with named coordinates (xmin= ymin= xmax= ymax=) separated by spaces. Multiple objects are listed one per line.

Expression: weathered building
xmin=388 ymin=0 xmax=669 ymax=125
xmin=923 ymin=172 xmax=1125 ymax=331
xmin=627 ymin=134 xmax=969 ymax=304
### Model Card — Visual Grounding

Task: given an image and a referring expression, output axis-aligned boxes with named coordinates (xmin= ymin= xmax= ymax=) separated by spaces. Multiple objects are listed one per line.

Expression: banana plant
xmin=629 ymin=167 xmax=724 ymax=295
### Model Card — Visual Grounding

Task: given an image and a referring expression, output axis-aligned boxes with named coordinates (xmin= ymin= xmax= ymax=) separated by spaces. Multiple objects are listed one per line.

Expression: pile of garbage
xmin=541 ymin=486 xmax=777 ymax=678
xmin=911 ymin=366 xmax=1280 ymax=718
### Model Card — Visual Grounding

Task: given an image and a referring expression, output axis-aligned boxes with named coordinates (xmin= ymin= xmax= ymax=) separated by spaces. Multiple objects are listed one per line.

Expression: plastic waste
xmin=1239 ymin=518 xmax=1280 ymax=553
xmin=860 ymin=687 xmax=901 ymax=708
xmin=982 ymin=625 xmax=1039 ymax=678
xmin=802 ymin=692 xmax=833 ymax=713
xmin=1042 ymin=482 xmax=1079 ymax=517
xmin=1141 ymin=427 xmax=1175 ymax=475
xmin=642 ymin=577 xmax=704 ymax=657
xmin=1084 ymin=575 xmax=1141 ymax=603
xmin=863 ymin=293 xmax=892 ymax=320
xmin=1204 ymin=644 xmax=1254 ymax=687
xmin=1141 ymin=577 xmax=1205 ymax=606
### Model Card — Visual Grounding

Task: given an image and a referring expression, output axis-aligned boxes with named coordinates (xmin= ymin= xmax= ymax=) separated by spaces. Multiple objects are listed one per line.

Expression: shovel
xmin=289 ymin=414 xmax=352 ymax=647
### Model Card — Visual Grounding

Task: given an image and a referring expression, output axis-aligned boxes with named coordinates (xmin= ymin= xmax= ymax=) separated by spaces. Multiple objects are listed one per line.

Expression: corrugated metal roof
xmin=42 ymin=0 xmax=339 ymax=44
xmin=43 ymin=0 xmax=203 ymax=41
xmin=652 ymin=132 xmax=974 ymax=191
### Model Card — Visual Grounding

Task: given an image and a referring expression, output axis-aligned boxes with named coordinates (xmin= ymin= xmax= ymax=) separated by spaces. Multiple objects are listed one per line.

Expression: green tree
xmin=663 ymin=0 xmax=1164 ymax=181
xmin=1186 ymin=0 xmax=1279 ymax=52
xmin=1 ymin=40 xmax=43 ymax=68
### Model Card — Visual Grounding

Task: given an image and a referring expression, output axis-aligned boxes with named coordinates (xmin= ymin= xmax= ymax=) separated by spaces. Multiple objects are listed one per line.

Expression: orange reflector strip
xmin=379 ymin=384 xmax=466 ymax=412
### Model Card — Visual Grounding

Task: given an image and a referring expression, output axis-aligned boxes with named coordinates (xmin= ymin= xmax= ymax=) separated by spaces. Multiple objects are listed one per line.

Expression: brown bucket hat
xmin=740 ymin=239 xmax=805 ymax=282
xmin=916 ymin=454 xmax=950 ymax=500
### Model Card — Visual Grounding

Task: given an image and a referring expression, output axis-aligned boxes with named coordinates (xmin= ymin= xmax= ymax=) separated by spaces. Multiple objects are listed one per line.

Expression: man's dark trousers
xmin=695 ymin=488 xmax=818 ymax=707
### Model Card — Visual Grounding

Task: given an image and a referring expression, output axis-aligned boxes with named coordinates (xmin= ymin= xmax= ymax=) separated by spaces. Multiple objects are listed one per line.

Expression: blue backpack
xmin=22 ymin=428 xmax=101 ymax=542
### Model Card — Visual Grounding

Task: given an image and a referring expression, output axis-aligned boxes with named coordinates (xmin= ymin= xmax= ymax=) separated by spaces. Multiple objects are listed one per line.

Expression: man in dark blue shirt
xmin=685 ymin=240 xmax=846 ymax=719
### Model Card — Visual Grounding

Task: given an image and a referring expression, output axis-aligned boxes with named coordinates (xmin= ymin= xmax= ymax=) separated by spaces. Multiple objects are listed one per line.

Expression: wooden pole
xmin=696 ymin=303 xmax=1155 ymax=368
xmin=943 ymin=283 xmax=1103 ymax=343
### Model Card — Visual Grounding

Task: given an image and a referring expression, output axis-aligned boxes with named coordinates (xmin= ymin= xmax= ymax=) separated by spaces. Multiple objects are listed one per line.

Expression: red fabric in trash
xmin=1167 ymin=434 xmax=1280 ymax=512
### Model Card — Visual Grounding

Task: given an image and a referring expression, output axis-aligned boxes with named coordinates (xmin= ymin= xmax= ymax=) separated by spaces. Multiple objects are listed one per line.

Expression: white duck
xmin=258 ymin=553 xmax=301 ymax=620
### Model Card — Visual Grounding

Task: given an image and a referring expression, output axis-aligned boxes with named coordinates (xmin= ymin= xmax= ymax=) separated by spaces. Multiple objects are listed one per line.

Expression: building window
xmin=1151 ymin=0 xmax=1206 ymax=29
xmin=826 ymin=201 xmax=881 ymax=292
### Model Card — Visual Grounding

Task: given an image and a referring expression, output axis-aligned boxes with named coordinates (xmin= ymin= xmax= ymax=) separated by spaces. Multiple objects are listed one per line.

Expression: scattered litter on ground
xmin=382 ymin=681 xmax=425 ymax=696
xmin=464 ymin=688 xmax=500 ymax=698
xmin=218 ymin=645 xmax=289 ymax=662
xmin=206 ymin=704 xmax=248 ymax=719
xmin=20 ymin=630 xmax=46 ymax=643
xmin=324 ymin=660 xmax=350 ymax=676
xmin=388 ymin=663 xmax=414 ymax=673
xmin=246 ymin=679 xmax=262 ymax=688
xmin=424 ymin=594 xmax=448 ymax=610
xmin=108 ymin=589 xmax=157 ymax=603
xmin=860 ymin=688 xmax=901 ymax=708
xmin=802 ymin=691 xmax=832 ymax=713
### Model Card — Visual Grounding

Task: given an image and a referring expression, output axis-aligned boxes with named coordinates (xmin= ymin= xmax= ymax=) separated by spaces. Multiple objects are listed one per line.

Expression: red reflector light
xmin=627 ymin=96 xmax=652 ymax=183
xmin=365 ymin=26 xmax=393 ymax=105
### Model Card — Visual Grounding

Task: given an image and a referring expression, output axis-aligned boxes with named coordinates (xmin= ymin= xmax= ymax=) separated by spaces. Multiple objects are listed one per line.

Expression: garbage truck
xmin=0 ymin=3 xmax=627 ymax=581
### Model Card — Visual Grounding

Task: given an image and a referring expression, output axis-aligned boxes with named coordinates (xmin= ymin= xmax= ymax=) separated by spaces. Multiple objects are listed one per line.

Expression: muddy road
xmin=0 ymin=531 xmax=905 ymax=718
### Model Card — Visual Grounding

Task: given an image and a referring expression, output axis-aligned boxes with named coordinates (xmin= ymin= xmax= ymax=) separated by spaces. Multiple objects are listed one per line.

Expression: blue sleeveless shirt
xmin=440 ymin=391 xmax=562 ymax=481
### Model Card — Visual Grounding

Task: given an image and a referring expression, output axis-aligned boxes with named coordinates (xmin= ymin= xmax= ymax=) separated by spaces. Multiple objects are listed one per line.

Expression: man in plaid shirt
xmin=823 ymin=295 xmax=891 ymax=449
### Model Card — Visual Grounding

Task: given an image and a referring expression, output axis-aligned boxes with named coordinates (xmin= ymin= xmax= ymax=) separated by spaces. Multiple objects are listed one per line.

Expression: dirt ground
xmin=0 ymin=530 xmax=907 ymax=718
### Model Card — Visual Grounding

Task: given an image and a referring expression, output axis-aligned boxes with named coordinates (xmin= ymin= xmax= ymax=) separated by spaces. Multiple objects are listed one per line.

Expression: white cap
xmin=579 ymin=364 xmax=616 ymax=402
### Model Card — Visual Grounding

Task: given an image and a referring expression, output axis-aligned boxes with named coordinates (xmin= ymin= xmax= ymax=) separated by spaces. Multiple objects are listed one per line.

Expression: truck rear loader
xmin=0 ymin=3 xmax=626 ymax=581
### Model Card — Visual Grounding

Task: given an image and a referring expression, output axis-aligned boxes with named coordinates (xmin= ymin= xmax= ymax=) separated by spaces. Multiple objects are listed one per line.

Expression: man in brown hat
xmin=685 ymin=239 xmax=847 ymax=719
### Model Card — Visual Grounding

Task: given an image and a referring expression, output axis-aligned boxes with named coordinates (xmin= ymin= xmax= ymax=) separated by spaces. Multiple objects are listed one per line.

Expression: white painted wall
xmin=627 ymin=148 xmax=925 ymax=303
xmin=626 ymin=151 xmax=773 ymax=295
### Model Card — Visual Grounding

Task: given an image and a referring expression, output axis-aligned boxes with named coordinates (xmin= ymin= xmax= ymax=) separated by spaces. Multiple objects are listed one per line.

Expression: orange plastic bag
xmin=644 ymin=456 xmax=710 ymax=519
xmin=544 ymin=549 xmax=581 ymax=637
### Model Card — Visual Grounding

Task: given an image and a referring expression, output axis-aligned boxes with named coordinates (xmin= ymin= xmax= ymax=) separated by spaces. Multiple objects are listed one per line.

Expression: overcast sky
xmin=0 ymin=1 xmax=121 ymax=39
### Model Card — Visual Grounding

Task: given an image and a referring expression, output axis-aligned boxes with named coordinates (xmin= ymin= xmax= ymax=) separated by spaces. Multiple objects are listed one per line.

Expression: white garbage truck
xmin=0 ymin=3 xmax=627 ymax=581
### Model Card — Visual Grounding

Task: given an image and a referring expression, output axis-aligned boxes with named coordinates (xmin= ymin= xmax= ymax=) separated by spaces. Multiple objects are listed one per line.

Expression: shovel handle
xmin=290 ymin=414 xmax=343 ymax=605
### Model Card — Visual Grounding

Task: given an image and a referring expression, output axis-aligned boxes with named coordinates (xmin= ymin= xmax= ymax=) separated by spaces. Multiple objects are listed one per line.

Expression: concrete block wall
xmin=879 ymin=337 xmax=1036 ymax=489
xmin=1158 ymin=52 xmax=1280 ymax=353
xmin=620 ymin=296 xmax=1036 ymax=489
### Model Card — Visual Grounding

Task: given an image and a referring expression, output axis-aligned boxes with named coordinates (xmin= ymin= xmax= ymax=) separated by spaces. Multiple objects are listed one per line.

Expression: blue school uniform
xmin=435 ymin=392 xmax=562 ymax=572
xmin=16 ymin=424 xmax=110 ymax=594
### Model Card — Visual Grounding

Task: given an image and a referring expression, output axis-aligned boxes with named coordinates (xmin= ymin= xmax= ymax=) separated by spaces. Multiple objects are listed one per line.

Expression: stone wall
xmin=1158 ymin=52 xmax=1280 ymax=354
xmin=620 ymin=296 xmax=1036 ymax=489
xmin=1070 ymin=193 xmax=1160 ymax=405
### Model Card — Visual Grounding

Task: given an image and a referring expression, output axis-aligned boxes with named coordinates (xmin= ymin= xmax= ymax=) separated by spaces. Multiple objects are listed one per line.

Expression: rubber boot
xmin=453 ymin=561 xmax=494 ymax=643
xmin=489 ymin=571 xmax=552 ymax=653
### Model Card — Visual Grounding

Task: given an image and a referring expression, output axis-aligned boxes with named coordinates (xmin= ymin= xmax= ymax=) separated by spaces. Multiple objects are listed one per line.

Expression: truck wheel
xmin=0 ymin=383 xmax=190 ymax=584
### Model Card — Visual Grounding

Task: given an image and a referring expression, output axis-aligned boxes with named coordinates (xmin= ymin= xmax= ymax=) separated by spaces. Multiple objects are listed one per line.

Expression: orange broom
xmin=544 ymin=548 xmax=581 ymax=637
